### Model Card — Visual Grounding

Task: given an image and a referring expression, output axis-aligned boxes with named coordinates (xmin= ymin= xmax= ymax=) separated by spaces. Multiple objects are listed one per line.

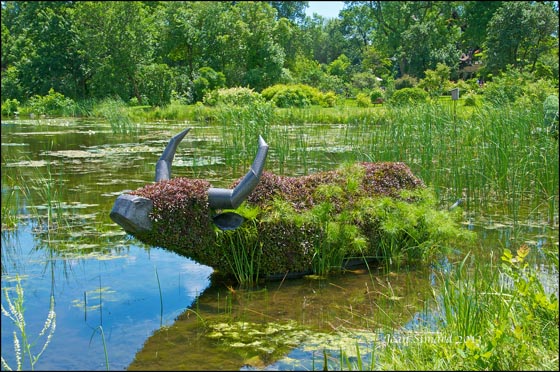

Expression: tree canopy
xmin=1 ymin=1 xmax=558 ymax=105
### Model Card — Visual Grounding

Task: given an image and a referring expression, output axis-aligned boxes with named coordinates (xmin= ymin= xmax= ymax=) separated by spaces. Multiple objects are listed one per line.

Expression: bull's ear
xmin=212 ymin=212 xmax=245 ymax=230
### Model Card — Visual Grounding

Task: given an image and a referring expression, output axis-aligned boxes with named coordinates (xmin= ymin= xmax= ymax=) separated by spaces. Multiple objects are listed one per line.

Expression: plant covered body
xmin=127 ymin=160 xmax=472 ymax=282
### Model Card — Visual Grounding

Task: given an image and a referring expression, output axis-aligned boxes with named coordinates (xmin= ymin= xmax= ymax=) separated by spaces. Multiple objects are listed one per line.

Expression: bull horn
xmin=208 ymin=136 xmax=268 ymax=209
xmin=155 ymin=128 xmax=191 ymax=182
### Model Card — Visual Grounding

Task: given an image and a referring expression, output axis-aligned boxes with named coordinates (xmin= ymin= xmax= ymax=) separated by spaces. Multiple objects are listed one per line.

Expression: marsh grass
xmin=1 ymin=181 xmax=27 ymax=230
xmin=335 ymin=102 xmax=558 ymax=227
xmin=89 ymin=326 xmax=109 ymax=371
xmin=1 ymin=275 xmax=56 ymax=371
xmin=218 ymin=221 xmax=262 ymax=287
xmin=155 ymin=267 xmax=163 ymax=327
xmin=93 ymin=98 xmax=137 ymax=134
xmin=215 ymin=103 xmax=273 ymax=173
xmin=84 ymin=278 xmax=111 ymax=371
xmin=332 ymin=247 xmax=559 ymax=371
xmin=1 ymin=152 xmax=70 ymax=233
xmin=26 ymin=158 xmax=72 ymax=235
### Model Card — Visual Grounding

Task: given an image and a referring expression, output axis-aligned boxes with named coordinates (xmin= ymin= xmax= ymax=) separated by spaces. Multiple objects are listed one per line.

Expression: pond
xmin=1 ymin=117 xmax=558 ymax=370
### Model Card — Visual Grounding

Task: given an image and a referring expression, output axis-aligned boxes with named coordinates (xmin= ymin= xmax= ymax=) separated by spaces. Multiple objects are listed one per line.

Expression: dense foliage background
xmin=1 ymin=1 xmax=558 ymax=107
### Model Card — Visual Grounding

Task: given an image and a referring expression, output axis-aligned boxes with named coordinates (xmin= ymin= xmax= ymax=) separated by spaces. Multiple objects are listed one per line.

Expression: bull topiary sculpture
xmin=110 ymin=128 xmax=472 ymax=284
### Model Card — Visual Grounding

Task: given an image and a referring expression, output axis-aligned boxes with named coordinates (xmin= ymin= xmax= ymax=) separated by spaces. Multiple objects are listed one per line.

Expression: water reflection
xmin=2 ymin=119 xmax=216 ymax=370
xmin=129 ymin=266 xmax=432 ymax=371
xmin=128 ymin=219 xmax=558 ymax=371
xmin=1 ymin=225 xmax=212 ymax=370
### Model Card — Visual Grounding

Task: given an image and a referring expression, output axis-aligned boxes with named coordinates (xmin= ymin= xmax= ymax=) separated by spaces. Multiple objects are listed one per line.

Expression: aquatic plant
xmin=336 ymin=247 xmax=559 ymax=371
xmin=92 ymin=97 xmax=137 ymax=134
xmin=1 ymin=276 xmax=56 ymax=371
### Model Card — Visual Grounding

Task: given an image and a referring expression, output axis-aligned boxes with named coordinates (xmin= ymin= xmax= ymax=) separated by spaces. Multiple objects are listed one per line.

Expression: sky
xmin=305 ymin=1 xmax=345 ymax=19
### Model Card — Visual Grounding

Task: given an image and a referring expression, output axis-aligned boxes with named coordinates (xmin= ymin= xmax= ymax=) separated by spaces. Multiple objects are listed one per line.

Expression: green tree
xmin=192 ymin=67 xmax=226 ymax=103
xmin=1 ymin=66 xmax=24 ymax=102
xmin=72 ymin=1 xmax=156 ymax=101
xmin=400 ymin=18 xmax=461 ymax=78
xmin=339 ymin=2 xmax=375 ymax=59
xmin=460 ymin=1 xmax=503 ymax=50
xmin=274 ymin=17 xmax=308 ymax=71
xmin=137 ymin=63 xmax=175 ymax=107
xmin=418 ymin=63 xmax=451 ymax=97
xmin=158 ymin=1 xmax=204 ymax=76
xmin=484 ymin=2 xmax=559 ymax=76
xmin=1 ymin=1 xmax=81 ymax=99
xmin=327 ymin=54 xmax=351 ymax=80
xmin=268 ymin=1 xmax=308 ymax=23
xmin=361 ymin=45 xmax=392 ymax=81
xmin=299 ymin=15 xmax=347 ymax=66
xmin=352 ymin=1 xmax=461 ymax=78
xmin=233 ymin=2 xmax=285 ymax=91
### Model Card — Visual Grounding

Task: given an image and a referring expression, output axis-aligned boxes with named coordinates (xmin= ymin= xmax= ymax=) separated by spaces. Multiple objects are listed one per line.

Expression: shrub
xmin=389 ymin=87 xmax=429 ymax=106
xmin=136 ymin=63 xmax=175 ymax=107
xmin=452 ymin=79 xmax=473 ymax=93
xmin=203 ymin=87 xmax=264 ymax=107
xmin=261 ymin=84 xmax=336 ymax=108
xmin=320 ymin=91 xmax=338 ymax=108
xmin=463 ymin=92 xmax=478 ymax=107
xmin=394 ymin=74 xmax=418 ymax=90
xmin=1 ymin=98 xmax=20 ymax=116
xmin=27 ymin=88 xmax=76 ymax=116
xmin=356 ymin=93 xmax=371 ymax=107
xmin=192 ymin=67 xmax=226 ymax=103
xmin=418 ymin=63 xmax=451 ymax=97
xmin=484 ymin=68 xmax=558 ymax=106
xmin=369 ymin=88 xmax=385 ymax=102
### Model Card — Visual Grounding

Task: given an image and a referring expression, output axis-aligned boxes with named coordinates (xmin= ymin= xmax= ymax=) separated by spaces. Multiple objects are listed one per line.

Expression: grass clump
xmin=363 ymin=246 xmax=559 ymax=371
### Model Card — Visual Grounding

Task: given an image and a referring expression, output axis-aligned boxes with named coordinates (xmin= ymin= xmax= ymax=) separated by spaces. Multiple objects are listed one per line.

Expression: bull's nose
xmin=110 ymin=194 xmax=154 ymax=234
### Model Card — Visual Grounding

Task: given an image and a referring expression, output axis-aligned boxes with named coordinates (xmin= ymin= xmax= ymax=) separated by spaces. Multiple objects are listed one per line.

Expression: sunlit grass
xmin=336 ymin=247 xmax=559 ymax=371
xmin=1 ymin=275 xmax=56 ymax=371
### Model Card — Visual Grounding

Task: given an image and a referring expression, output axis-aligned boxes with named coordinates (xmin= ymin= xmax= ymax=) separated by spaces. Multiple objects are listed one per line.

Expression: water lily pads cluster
xmin=129 ymin=162 xmax=473 ymax=281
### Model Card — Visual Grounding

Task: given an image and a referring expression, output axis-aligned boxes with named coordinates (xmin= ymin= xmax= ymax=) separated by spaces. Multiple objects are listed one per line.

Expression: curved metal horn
xmin=155 ymin=128 xmax=191 ymax=182
xmin=208 ymin=136 xmax=268 ymax=209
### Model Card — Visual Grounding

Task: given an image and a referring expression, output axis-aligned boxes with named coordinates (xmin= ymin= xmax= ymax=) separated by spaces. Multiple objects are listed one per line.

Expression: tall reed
xmin=329 ymin=102 xmax=557 ymax=229
xmin=93 ymin=98 xmax=137 ymax=134
xmin=218 ymin=219 xmax=262 ymax=287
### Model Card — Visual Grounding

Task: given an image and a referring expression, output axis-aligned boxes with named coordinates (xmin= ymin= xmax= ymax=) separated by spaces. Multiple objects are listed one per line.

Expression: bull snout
xmin=110 ymin=194 xmax=153 ymax=234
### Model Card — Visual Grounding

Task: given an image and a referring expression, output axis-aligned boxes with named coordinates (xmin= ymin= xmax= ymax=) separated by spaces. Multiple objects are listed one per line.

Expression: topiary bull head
xmin=110 ymin=128 xmax=269 ymax=233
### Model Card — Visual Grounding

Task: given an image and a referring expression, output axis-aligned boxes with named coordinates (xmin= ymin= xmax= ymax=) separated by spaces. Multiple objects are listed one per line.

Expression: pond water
xmin=1 ymin=118 xmax=557 ymax=370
